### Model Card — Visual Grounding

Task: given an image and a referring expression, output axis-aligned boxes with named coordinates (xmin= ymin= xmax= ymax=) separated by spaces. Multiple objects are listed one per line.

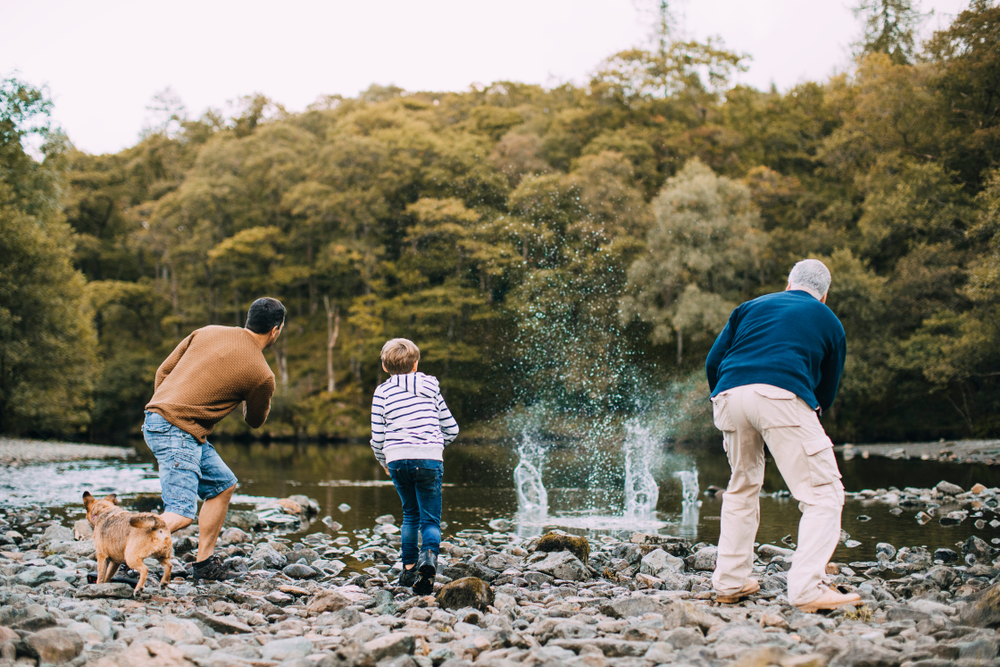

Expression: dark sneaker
xmin=87 ymin=567 xmax=140 ymax=588
xmin=397 ymin=566 xmax=418 ymax=587
xmin=413 ymin=550 xmax=437 ymax=595
xmin=192 ymin=554 xmax=239 ymax=581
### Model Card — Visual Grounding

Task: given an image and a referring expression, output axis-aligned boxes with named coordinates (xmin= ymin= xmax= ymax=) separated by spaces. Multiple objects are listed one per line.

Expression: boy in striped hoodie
xmin=371 ymin=338 xmax=459 ymax=594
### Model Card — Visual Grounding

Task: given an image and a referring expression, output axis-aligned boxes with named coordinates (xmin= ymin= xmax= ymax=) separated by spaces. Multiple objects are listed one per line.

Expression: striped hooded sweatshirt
xmin=370 ymin=372 xmax=459 ymax=466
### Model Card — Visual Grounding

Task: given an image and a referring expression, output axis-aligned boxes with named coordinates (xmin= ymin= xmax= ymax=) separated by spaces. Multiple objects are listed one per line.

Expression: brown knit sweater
xmin=146 ymin=326 xmax=275 ymax=442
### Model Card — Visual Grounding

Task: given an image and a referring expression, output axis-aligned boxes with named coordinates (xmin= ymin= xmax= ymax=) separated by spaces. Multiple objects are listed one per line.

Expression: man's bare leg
xmin=161 ymin=513 xmax=193 ymax=534
xmin=196 ymin=484 xmax=236 ymax=562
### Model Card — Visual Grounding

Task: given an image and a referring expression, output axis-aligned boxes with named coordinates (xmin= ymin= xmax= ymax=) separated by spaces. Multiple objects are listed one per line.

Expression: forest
xmin=1 ymin=0 xmax=998 ymax=445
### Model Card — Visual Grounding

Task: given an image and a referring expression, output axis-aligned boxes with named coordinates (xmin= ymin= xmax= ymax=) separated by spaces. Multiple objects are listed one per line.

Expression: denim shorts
xmin=142 ymin=411 xmax=238 ymax=519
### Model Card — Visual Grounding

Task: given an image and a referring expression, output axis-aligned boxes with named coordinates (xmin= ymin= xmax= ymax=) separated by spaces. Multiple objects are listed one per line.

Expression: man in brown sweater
xmin=143 ymin=297 xmax=284 ymax=581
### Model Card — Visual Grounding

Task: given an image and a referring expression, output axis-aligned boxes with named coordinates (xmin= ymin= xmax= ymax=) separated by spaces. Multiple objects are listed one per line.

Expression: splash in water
xmin=673 ymin=469 xmax=700 ymax=537
xmin=623 ymin=419 xmax=659 ymax=519
xmin=513 ymin=436 xmax=548 ymax=536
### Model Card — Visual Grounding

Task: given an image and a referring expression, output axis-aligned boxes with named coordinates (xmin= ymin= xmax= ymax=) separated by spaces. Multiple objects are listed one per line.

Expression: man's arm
xmin=242 ymin=376 xmax=275 ymax=428
xmin=370 ymin=392 xmax=387 ymax=466
xmin=154 ymin=332 xmax=195 ymax=390
xmin=437 ymin=393 xmax=459 ymax=446
xmin=815 ymin=333 xmax=846 ymax=413
xmin=705 ymin=317 xmax=736 ymax=392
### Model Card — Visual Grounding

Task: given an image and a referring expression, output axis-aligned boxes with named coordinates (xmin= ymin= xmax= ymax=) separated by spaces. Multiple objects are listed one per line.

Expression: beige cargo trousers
xmin=710 ymin=383 xmax=845 ymax=606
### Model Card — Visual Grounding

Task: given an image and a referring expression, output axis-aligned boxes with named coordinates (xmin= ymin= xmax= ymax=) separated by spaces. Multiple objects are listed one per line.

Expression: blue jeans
xmin=387 ymin=459 xmax=443 ymax=564
xmin=142 ymin=411 xmax=238 ymax=519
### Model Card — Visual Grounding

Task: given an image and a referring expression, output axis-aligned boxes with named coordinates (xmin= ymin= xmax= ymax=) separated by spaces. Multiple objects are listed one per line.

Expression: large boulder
xmin=436 ymin=577 xmax=494 ymax=612
xmin=535 ymin=532 xmax=590 ymax=563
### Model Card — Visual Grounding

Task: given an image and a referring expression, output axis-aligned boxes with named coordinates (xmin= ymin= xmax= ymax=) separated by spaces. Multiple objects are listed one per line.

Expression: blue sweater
xmin=706 ymin=290 xmax=846 ymax=413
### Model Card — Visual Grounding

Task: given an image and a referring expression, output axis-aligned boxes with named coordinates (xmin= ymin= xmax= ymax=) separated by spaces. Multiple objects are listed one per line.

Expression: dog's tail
xmin=129 ymin=515 xmax=167 ymax=531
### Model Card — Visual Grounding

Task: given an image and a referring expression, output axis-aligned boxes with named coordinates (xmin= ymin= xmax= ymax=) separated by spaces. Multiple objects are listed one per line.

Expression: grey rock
xmin=936 ymin=480 xmax=964 ymax=496
xmin=190 ymin=611 xmax=252 ymax=634
xmin=24 ymin=627 xmax=84 ymax=665
xmin=640 ymin=548 xmax=685 ymax=578
xmin=364 ymin=632 xmax=415 ymax=661
xmin=66 ymin=621 xmax=104 ymax=644
xmin=224 ymin=509 xmax=265 ymax=531
xmin=525 ymin=550 xmax=587 ymax=581
xmin=306 ymin=588 xmax=353 ymax=613
xmin=661 ymin=626 xmax=704 ymax=649
xmin=251 ymin=543 xmax=288 ymax=569
xmin=599 ymin=594 xmax=666 ymax=618
xmin=260 ymin=637 xmax=313 ymax=661
xmin=689 ymin=546 xmax=718 ymax=571
xmin=314 ymin=606 xmax=363 ymax=629
xmin=75 ymin=583 xmax=134 ymax=599
xmin=963 ymin=535 xmax=995 ymax=565
xmin=282 ymin=563 xmax=318 ymax=579
xmin=348 ymin=619 xmax=389 ymax=644
xmin=875 ymin=542 xmax=896 ymax=560
xmin=756 ymin=544 xmax=793 ymax=562
xmin=1 ymin=604 xmax=55 ymax=631
xmin=959 ymin=639 xmax=998 ymax=661
xmin=549 ymin=638 xmax=651 ymax=657
xmin=14 ymin=565 xmax=75 ymax=587
xmin=41 ymin=524 xmax=75 ymax=543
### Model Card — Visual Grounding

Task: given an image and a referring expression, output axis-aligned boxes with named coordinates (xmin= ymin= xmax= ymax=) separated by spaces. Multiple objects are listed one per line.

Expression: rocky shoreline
xmin=3 ymin=482 xmax=1000 ymax=667
xmin=0 ymin=440 xmax=132 ymax=468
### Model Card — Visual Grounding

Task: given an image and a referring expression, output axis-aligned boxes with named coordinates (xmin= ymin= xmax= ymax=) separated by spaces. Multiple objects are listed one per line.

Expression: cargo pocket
xmin=170 ymin=444 xmax=201 ymax=474
xmin=802 ymin=436 xmax=841 ymax=486
xmin=753 ymin=385 xmax=802 ymax=429
xmin=711 ymin=392 xmax=735 ymax=432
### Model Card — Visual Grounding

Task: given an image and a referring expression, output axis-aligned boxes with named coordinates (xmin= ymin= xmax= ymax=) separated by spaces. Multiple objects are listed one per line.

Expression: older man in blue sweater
xmin=705 ymin=259 xmax=860 ymax=613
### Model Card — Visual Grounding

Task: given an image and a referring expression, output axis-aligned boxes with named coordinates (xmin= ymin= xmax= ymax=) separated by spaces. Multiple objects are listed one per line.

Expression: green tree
xmin=852 ymin=0 xmax=926 ymax=64
xmin=0 ymin=78 xmax=97 ymax=434
xmin=622 ymin=158 xmax=767 ymax=364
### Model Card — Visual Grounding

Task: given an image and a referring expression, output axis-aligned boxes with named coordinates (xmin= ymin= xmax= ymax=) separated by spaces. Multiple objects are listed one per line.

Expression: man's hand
xmin=382 ymin=466 xmax=390 ymax=476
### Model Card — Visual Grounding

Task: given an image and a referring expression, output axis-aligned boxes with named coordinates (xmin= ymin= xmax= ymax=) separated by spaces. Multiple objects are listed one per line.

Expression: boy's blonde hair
xmin=381 ymin=338 xmax=420 ymax=374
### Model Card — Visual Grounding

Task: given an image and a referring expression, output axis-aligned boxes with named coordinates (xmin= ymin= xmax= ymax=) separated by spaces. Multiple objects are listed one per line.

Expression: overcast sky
xmin=3 ymin=0 xmax=970 ymax=155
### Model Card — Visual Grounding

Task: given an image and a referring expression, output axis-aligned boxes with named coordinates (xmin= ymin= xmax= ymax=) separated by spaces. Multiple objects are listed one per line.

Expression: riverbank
xmin=836 ymin=440 xmax=1000 ymax=466
xmin=0 ymin=439 xmax=133 ymax=468
xmin=3 ymin=482 xmax=1000 ymax=667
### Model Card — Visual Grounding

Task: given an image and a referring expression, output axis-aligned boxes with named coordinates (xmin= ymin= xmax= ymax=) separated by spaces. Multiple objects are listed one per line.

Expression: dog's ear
xmin=83 ymin=492 xmax=94 ymax=508
xmin=104 ymin=493 xmax=118 ymax=504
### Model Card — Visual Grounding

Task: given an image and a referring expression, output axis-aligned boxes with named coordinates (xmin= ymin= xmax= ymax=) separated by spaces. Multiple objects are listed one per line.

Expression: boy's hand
xmin=382 ymin=466 xmax=390 ymax=476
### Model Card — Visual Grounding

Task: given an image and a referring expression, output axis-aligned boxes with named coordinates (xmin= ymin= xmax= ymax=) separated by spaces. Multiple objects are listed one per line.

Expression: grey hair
xmin=788 ymin=259 xmax=831 ymax=299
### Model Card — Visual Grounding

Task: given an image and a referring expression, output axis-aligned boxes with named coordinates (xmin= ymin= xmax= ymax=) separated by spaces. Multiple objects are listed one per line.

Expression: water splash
xmin=623 ymin=419 xmax=659 ymax=519
xmin=674 ymin=469 xmax=699 ymax=504
xmin=673 ymin=469 xmax=700 ymax=538
xmin=513 ymin=436 xmax=548 ymax=537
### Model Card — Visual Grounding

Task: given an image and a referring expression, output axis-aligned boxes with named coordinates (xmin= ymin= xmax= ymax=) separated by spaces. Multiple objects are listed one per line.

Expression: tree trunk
xmin=324 ymin=295 xmax=340 ymax=393
xmin=273 ymin=335 xmax=289 ymax=389
xmin=676 ymin=327 xmax=683 ymax=366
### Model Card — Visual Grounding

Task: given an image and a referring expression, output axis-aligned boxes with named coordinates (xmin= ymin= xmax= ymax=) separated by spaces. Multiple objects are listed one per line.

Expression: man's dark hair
xmin=246 ymin=297 xmax=285 ymax=334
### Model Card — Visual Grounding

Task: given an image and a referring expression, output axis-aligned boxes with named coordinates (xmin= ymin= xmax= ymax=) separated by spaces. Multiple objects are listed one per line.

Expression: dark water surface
xmin=4 ymin=440 xmax=999 ymax=568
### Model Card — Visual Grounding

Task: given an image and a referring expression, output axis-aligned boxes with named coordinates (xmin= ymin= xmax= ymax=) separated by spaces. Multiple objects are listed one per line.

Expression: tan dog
xmin=83 ymin=492 xmax=173 ymax=591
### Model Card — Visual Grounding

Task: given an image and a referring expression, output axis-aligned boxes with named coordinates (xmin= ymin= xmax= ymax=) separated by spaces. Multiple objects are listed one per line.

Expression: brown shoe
xmin=715 ymin=578 xmax=760 ymax=604
xmin=794 ymin=588 xmax=861 ymax=613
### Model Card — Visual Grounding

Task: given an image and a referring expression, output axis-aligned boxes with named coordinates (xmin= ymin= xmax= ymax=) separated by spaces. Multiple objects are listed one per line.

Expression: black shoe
xmin=417 ymin=549 xmax=438 ymax=578
xmin=413 ymin=550 xmax=437 ymax=595
xmin=87 ymin=567 xmax=140 ymax=588
xmin=397 ymin=566 xmax=418 ymax=587
xmin=192 ymin=554 xmax=238 ymax=581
